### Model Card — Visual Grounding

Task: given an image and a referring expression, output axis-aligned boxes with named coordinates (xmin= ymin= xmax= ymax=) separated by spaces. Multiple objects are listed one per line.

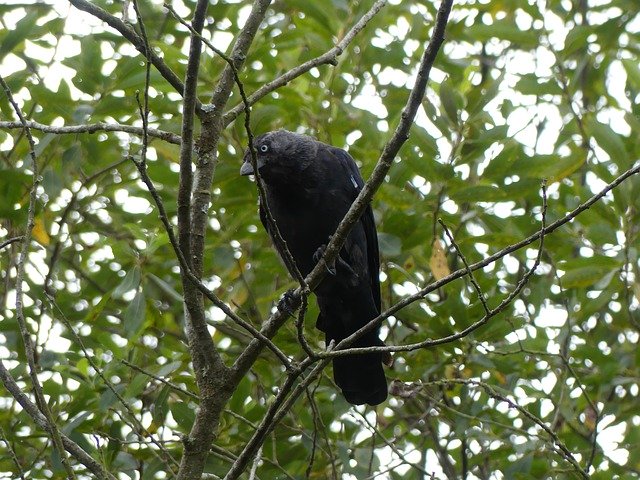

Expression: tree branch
xmin=0 ymin=120 xmax=181 ymax=144
xmin=172 ymin=2 xmax=234 ymax=480
xmin=0 ymin=236 xmax=23 ymax=251
xmin=190 ymin=0 xmax=272 ymax=276
xmin=428 ymin=379 xmax=589 ymax=479
xmin=230 ymin=0 xmax=454 ymax=404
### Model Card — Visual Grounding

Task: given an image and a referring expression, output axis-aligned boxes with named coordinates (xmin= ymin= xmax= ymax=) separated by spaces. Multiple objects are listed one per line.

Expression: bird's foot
xmin=313 ymin=243 xmax=357 ymax=278
xmin=277 ymin=289 xmax=301 ymax=317
xmin=313 ymin=244 xmax=337 ymax=275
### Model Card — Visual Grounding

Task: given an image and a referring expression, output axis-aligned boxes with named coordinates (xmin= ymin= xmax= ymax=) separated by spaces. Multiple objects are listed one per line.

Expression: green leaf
xmin=114 ymin=267 xmax=141 ymax=298
xmin=622 ymin=59 xmax=640 ymax=89
xmin=586 ymin=118 xmax=627 ymax=162
xmin=560 ymin=266 xmax=618 ymax=289
xmin=377 ymin=232 xmax=402 ymax=256
xmin=124 ymin=289 xmax=146 ymax=335
xmin=467 ymin=20 xmax=540 ymax=47
xmin=170 ymin=402 xmax=195 ymax=430
xmin=0 ymin=11 xmax=41 ymax=61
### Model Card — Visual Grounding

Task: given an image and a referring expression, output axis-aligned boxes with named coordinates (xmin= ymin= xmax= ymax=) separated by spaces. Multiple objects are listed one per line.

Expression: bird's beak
xmin=240 ymin=151 xmax=265 ymax=176
xmin=240 ymin=160 xmax=254 ymax=176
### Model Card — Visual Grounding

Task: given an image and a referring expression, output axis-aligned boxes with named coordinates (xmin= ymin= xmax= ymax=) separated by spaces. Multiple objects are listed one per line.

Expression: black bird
xmin=241 ymin=130 xmax=388 ymax=406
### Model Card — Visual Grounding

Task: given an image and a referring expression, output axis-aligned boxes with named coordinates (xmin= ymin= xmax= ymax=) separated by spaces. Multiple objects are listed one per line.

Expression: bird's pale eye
xmin=260 ymin=144 xmax=269 ymax=153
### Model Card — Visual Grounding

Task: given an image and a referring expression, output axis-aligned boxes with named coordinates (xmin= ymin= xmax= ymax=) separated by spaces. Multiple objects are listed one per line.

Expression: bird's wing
xmin=329 ymin=147 xmax=381 ymax=313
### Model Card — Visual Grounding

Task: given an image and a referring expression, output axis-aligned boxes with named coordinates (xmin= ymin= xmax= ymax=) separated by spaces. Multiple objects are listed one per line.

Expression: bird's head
xmin=240 ymin=130 xmax=319 ymax=183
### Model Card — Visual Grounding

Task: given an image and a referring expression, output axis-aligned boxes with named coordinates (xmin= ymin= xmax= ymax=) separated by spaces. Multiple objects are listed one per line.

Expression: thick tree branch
xmin=222 ymin=0 xmax=387 ymax=125
xmin=190 ymin=0 xmax=272 ymax=277
xmin=173 ymin=2 xmax=233 ymax=480
xmin=0 ymin=361 xmax=117 ymax=480
xmin=133 ymin=156 xmax=294 ymax=370
xmin=0 ymin=120 xmax=181 ymax=144
xmin=165 ymin=1 xmax=307 ymax=287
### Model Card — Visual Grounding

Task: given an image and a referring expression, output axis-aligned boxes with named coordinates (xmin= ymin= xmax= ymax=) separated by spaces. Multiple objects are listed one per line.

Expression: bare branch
xmin=132 ymin=157 xmax=293 ymax=369
xmin=0 ymin=425 xmax=26 ymax=480
xmin=190 ymin=0 xmax=272 ymax=277
xmin=222 ymin=0 xmax=387 ymax=125
xmin=353 ymin=409 xmax=430 ymax=478
xmin=222 ymin=357 xmax=319 ymax=480
xmin=48 ymin=296 xmax=180 ymax=472
xmin=165 ymin=1 xmax=307 ymax=289
xmin=44 ymin=158 xmax=130 ymax=296
xmin=121 ymin=359 xmax=199 ymax=400
xmin=208 ymin=0 xmax=272 ymax=113
xmin=439 ymin=219 xmax=491 ymax=315
xmin=0 ymin=120 xmax=181 ymax=144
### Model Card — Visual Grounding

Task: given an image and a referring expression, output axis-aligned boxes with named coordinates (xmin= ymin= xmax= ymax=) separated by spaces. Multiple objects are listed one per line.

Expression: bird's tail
xmin=331 ymin=334 xmax=388 ymax=406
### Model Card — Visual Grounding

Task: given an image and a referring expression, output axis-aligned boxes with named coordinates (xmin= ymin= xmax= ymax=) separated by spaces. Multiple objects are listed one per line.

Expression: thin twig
xmin=318 ymin=166 xmax=637 ymax=358
xmin=353 ymin=409 xmax=430 ymax=477
xmin=248 ymin=445 xmax=262 ymax=480
xmin=0 ymin=236 xmax=23 ymax=251
xmin=304 ymin=0 xmax=454 ymax=294
xmin=230 ymin=0 xmax=455 ymax=397
xmin=164 ymin=1 xmax=307 ymax=289
xmin=44 ymin=157 xmax=130 ymax=295
xmin=439 ymin=219 xmax=491 ymax=315
xmin=296 ymin=295 xmax=315 ymax=358
xmin=0 ymin=74 xmax=76 ymax=480
xmin=0 ymin=425 xmax=26 ymax=480
xmin=131 ymin=156 xmax=293 ymax=369
xmin=120 ymin=359 xmax=199 ymax=401
xmin=132 ymin=0 xmax=152 ymax=169
xmin=68 ymin=0 xmax=189 ymax=104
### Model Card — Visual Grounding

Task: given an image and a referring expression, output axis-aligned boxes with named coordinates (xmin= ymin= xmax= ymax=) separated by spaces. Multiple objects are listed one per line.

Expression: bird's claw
xmin=313 ymin=244 xmax=336 ymax=275
xmin=277 ymin=289 xmax=301 ymax=317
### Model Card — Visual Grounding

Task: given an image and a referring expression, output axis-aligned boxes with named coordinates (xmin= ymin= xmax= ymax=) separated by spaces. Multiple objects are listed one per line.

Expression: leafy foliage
xmin=1 ymin=0 xmax=639 ymax=479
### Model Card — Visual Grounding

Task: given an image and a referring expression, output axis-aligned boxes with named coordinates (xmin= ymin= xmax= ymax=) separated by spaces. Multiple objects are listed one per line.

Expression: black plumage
xmin=241 ymin=130 xmax=388 ymax=406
